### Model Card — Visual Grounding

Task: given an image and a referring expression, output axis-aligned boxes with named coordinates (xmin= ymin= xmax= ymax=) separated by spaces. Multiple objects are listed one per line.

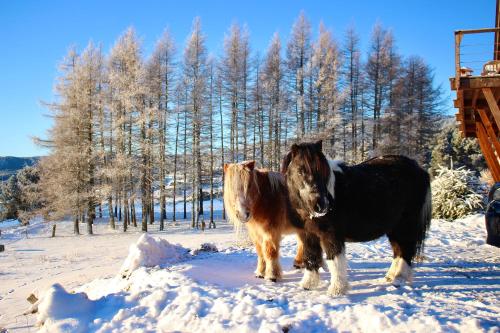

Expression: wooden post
xmin=455 ymin=32 xmax=463 ymax=90
xmin=495 ymin=0 xmax=500 ymax=60
xmin=0 ymin=244 xmax=4 ymax=252
xmin=51 ymin=224 xmax=56 ymax=238
xmin=476 ymin=121 xmax=500 ymax=182
xmin=457 ymin=90 xmax=466 ymax=136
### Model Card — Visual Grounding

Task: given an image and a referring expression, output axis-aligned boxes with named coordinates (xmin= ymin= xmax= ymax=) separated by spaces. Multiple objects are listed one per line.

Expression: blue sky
xmin=0 ymin=0 xmax=495 ymax=157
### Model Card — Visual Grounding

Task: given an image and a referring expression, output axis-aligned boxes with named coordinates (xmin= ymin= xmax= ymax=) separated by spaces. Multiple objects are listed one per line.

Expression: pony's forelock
xmin=224 ymin=165 xmax=244 ymax=230
xmin=223 ymin=163 xmax=261 ymax=233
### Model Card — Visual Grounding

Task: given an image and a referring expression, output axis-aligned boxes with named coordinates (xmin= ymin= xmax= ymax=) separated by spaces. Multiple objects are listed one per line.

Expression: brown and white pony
xmin=223 ymin=160 xmax=304 ymax=282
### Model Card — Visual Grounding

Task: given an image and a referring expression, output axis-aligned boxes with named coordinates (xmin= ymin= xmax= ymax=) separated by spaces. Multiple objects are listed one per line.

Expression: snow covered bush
xmin=430 ymin=123 xmax=486 ymax=176
xmin=431 ymin=166 xmax=486 ymax=220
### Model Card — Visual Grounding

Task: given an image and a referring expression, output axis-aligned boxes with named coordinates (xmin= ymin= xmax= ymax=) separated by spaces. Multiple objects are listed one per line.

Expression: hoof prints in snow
xmin=36 ymin=215 xmax=500 ymax=332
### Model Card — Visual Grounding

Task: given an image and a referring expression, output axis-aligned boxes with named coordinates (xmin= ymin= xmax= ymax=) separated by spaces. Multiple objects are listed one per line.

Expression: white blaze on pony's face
xmin=283 ymin=140 xmax=333 ymax=219
xmin=223 ymin=161 xmax=256 ymax=224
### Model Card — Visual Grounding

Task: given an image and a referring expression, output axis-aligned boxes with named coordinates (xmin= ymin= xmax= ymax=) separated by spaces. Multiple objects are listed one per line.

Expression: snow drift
xmin=119 ymin=233 xmax=190 ymax=277
xmin=36 ymin=284 xmax=96 ymax=333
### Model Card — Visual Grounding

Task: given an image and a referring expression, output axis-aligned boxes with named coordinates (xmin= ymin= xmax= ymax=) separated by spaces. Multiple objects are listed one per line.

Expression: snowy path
xmin=1 ymin=215 xmax=499 ymax=332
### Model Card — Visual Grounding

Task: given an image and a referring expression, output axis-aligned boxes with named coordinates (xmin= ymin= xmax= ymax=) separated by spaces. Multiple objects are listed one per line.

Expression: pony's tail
xmin=416 ymin=184 xmax=432 ymax=259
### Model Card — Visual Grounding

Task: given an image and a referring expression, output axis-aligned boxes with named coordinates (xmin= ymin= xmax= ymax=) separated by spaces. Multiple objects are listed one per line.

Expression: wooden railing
xmin=454 ymin=27 xmax=500 ymax=90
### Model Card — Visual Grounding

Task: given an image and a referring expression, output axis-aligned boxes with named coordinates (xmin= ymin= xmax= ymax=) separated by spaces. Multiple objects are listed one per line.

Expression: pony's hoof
xmin=299 ymin=269 xmax=320 ymax=290
xmin=327 ymin=282 xmax=349 ymax=296
xmin=264 ymin=274 xmax=280 ymax=282
xmin=256 ymin=275 xmax=264 ymax=279
xmin=391 ymin=277 xmax=410 ymax=287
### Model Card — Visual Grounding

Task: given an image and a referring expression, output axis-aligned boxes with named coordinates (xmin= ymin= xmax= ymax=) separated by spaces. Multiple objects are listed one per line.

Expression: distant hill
xmin=0 ymin=156 xmax=40 ymax=182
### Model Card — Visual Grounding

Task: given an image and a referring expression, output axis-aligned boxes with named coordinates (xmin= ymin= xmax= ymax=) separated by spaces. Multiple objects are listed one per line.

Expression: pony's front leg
xmin=248 ymin=225 xmax=266 ymax=278
xmin=263 ymin=234 xmax=282 ymax=282
xmin=254 ymin=241 xmax=266 ymax=278
xmin=321 ymin=236 xmax=349 ymax=296
xmin=300 ymin=232 xmax=322 ymax=290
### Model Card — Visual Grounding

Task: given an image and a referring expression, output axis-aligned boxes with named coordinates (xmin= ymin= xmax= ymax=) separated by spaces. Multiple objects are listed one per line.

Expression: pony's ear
xmin=291 ymin=143 xmax=299 ymax=154
xmin=281 ymin=151 xmax=293 ymax=174
xmin=223 ymin=163 xmax=229 ymax=173
xmin=314 ymin=140 xmax=323 ymax=151
xmin=243 ymin=160 xmax=255 ymax=171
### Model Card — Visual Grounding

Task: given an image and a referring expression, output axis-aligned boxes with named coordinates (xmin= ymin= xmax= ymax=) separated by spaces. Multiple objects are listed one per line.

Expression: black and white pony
xmin=281 ymin=140 xmax=432 ymax=296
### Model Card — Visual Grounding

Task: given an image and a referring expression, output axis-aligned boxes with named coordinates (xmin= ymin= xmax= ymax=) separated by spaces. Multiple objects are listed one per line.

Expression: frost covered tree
xmin=366 ymin=23 xmax=391 ymax=151
xmin=312 ymin=23 xmax=342 ymax=157
xmin=221 ymin=23 xmax=250 ymax=161
xmin=286 ymin=11 xmax=311 ymax=138
xmin=206 ymin=57 xmax=217 ymax=228
xmin=15 ymin=166 xmax=43 ymax=224
xmin=37 ymin=45 xmax=103 ymax=234
xmin=108 ymin=28 xmax=143 ymax=231
xmin=183 ymin=18 xmax=208 ymax=228
xmin=340 ymin=26 xmax=363 ymax=161
xmin=262 ymin=33 xmax=284 ymax=170
xmin=431 ymin=166 xmax=485 ymax=220
xmin=430 ymin=123 xmax=486 ymax=176
xmin=0 ymin=175 xmax=21 ymax=221
xmin=145 ymin=30 xmax=176 ymax=230
xmin=380 ymin=56 xmax=443 ymax=165
xmin=0 ymin=166 xmax=43 ymax=223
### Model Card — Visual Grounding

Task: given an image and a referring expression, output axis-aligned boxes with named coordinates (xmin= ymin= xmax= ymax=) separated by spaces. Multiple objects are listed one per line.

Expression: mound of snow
xmin=37 ymin=284 xmax=96 ymax=333
xmin=120 ymin=233 xmax=189 ymax=277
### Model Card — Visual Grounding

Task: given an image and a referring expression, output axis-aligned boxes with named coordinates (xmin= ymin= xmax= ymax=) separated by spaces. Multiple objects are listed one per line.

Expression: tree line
xmin=33 ymin=13 xmax=444 ymax=234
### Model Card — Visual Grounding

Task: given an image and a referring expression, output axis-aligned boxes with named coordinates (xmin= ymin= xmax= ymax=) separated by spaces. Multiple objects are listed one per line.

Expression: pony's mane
xmin=267 ymin=171 xmax=284 ymax=193
xmin=327 ymin=158 xmax=344 ymax=173
xmin=326 ymin=158 xmax=344 ymax=199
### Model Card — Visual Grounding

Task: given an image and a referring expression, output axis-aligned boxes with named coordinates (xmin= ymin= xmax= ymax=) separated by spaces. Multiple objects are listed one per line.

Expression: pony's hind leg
xmin=321 ymin=235 xmax=349 ymax=296
xmin=387 ymin=236 xmax=416 ymax=286
xmin=299 ymin=232 xmax=322 ymax=290
xmin=263 ymin=234 xmax=282 ymax=282
xmin=293 ymin=232 xmax=305 ymax=269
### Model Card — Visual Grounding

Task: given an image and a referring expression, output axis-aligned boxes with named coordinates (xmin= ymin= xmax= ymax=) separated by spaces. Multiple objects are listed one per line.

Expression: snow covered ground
xmin=0 ymin=214 xmax=499 ymax=332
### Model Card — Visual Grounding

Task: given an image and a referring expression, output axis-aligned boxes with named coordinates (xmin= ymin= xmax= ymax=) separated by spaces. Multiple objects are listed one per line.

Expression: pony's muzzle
xmin=312 ymin=196 xmax=329 ymax=216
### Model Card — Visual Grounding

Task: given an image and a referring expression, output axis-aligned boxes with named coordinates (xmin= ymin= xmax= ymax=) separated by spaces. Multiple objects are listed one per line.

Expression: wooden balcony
xmin=451 ymin=27 xmax=500 ymax=181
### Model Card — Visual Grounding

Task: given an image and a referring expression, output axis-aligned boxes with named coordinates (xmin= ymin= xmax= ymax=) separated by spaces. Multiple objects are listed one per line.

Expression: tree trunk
xmin=108 ymin=196 xmax=115 ymax=229
xmin=131 ymin=199 xmax=137 ymax=227
xmin=173 ymin=110 xmax=180 ymax=222
xmin=183 ymin=101 xmax=187 ymax=220
xmin=74 ymin=216 xmax=79 ymax=235
xmin=219 ymin=80 xmax=225 ymax=220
